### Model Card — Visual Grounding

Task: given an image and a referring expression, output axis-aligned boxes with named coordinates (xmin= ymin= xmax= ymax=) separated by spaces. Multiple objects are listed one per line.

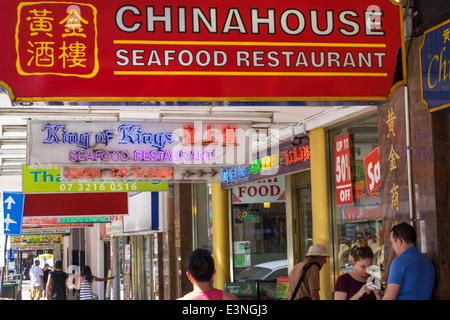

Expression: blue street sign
xmin=2 ymin=192 xmax=25 ymax=236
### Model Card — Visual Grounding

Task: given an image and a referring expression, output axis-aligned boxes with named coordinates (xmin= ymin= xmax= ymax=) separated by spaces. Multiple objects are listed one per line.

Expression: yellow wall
xmin=211 ymin=182 xmax=230 ymax=290
xmin=309 ymin=127 xmax=331 ymax=300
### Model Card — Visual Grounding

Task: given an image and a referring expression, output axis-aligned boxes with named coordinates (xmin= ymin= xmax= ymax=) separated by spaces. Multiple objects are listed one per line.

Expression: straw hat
xmin=306 ymin=244 xmax=330 ymax=257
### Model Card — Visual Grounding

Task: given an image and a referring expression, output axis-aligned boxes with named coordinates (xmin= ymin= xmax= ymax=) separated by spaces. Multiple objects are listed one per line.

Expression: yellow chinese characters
xmin=16 ymin=2 xmax=98 ymax=78
xmin=386 ymin=106 xmax=400 ymax=213
xmin=27 ymin=8 xmax=54 ymax=37
xmin=59 ymin=8 xmax=88 ymax=38
xmin=388 ymin=145 xmax=400 ymax=171
xmin=390 ymin=183 xmax=399 ymax=211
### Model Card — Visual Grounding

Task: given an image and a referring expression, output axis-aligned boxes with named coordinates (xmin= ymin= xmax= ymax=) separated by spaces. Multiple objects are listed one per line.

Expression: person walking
xmin=287 ymin=244 xmax=329 ymax=300
xmin=383 ymin=222 xmax=435 ymax=300
xmin=46 ymin=260 xmax=68 ymax=300
xmin=76 ymin=265 xmax=115 ymax=300
xmin=29 ymin=259 xmax=44 ymax=300
xmin=178 ymin=249 xmax=239 ymax=300
xmin=334 ymin=239 xmax=382 ymax=300
xmin=42 ymin=263 xmax=51 ymax=299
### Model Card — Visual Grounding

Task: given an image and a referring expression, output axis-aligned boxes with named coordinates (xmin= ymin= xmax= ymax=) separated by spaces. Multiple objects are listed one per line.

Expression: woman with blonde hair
xmin=334 ymin=239 xmax=383 ymax=300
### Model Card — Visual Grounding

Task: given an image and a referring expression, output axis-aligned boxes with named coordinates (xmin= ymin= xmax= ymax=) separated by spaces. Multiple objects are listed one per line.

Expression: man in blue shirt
xmin=383 ymin=222 xmax=435 ymax=300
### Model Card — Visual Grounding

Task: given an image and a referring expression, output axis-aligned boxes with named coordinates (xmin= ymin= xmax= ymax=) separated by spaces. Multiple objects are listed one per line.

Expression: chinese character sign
xmin=16 ymin=2 xmax=98 ymax=78
xmin=420 ymin=18 xmax=450 ymax=112
xmin=27 ymin=120 xmax=251 ymax=167
xmin=335 ymin=134 xmax=354 ymax=206
xmin=0 ymin=0 xmax=405 ymax=102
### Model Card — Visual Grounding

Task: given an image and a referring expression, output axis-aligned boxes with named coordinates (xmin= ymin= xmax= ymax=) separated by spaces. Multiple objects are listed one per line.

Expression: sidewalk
xmin=19 ymin=279 xmax=77 ymax=300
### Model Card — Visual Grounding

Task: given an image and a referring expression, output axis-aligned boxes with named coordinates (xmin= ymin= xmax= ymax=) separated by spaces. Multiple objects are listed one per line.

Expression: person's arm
xmin=308 ymin=265 xmax=321 ymax=300
xmin=65 ymin=277 xmax=69 ymax=296
xmin=46 ymin=276 xmax=52 ymax=299
xmin=223 ymin=291 xmax=239 ymax=300
xmin=76 ymin=276 xmax=83 ymax=290
xmin=334 ymin=290 xmax=348 ymax=300
xmin=95 ymin=275 xmax=115 ymax=282
xmin=382 ymin=283 xmax=401 ymax=300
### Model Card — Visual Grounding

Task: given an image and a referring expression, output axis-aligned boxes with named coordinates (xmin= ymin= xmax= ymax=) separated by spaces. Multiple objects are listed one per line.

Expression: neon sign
xmin=28 ymin=121 xmax=251 ymax=166
xmin=62 ymin=167 xmax=173 ymax=180
xmin=221 ymin=140 xmax=310 ymax=187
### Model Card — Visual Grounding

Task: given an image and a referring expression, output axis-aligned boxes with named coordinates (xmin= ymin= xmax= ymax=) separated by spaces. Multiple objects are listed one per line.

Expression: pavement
xmin=9 ymin=279 xmax=77 ymax=300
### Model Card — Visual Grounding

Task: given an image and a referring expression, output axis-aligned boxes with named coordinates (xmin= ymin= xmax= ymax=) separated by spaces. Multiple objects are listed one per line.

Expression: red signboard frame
xmin=23 ymin=192 xmax=128 ymax=217
xmin=0 ymin=0 xmax=406 ymax=102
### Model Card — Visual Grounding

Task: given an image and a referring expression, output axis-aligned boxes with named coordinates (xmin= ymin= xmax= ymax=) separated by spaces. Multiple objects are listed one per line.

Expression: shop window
xmin=329 ymin=115 xmax=384 ymax=285
xmin=231 ymin=181 xmax=288 ymax=280
xmin=297 ymin=186 xmax=313 ymax=260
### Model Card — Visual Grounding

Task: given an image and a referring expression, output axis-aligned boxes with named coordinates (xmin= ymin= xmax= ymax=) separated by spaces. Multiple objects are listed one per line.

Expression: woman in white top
xmin=76 ymin=265 xmax=115 ymax=300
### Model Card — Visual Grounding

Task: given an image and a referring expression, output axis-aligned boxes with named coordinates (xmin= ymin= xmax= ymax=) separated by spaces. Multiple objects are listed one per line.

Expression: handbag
xmin=290 ymin=262 xmax=321 ymax=300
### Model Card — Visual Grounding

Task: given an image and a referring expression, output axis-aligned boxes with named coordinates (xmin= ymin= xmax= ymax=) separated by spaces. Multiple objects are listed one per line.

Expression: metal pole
xmin=0 ymin=235 xmax=8 ymax=297
xmin=17 ymin=250 xmax=22 ymax=300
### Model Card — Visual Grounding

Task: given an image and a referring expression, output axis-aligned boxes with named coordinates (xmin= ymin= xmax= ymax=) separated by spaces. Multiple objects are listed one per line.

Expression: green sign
xmin=60 ymin=216 xmax=110 ymax=223
xmin=225 ymin=282 xmax=257 ymax=299
xmin=22 ymin=165 xmax=168 ymax=193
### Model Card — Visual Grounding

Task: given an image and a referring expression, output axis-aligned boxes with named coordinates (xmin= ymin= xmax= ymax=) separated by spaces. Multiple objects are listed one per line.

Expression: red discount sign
xmin=335 ymin=134 xmax=353 ymax=206
xmin=363 ymin=146 xmax=381 ymax=194
xmin=0 ymin=0 xmax=405 ymax=102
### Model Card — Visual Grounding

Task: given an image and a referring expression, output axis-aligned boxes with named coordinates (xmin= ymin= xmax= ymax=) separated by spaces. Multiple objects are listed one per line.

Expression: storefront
xmin=327 ymin=114 xmax=383 ymax=289
xmin=221 ymin=138 xmax=311 ymax=299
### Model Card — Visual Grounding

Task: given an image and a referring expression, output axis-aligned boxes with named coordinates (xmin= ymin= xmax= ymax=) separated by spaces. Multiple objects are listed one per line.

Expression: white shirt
xmin=29 ymin=265 xmax=43 ymax=287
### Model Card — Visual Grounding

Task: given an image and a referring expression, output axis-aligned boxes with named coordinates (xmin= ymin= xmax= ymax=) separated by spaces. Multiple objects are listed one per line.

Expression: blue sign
xmin=2 ymin=192 xmax=25 ymax=236
xmin=420 ymin=19 xmax=450 ymax=113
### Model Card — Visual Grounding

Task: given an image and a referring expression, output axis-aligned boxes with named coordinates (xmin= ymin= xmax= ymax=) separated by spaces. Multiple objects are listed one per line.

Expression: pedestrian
xmin=29 ymin=259 xmax=44 ymax=300
xmin=287 ymin=244 xmax=329 ymax=300
xmin=178 ymin=249 xmax=239 ymax=300
xmin=383 ymin=222 xmax=435 ymax=300
xmin=76 ymin=265 xmax=115 ymax=300
xmin=22 ymin=265 xmax=28 ymax=280
xmin=42 ymin=263 xmax=51 ymax=299
xmin=334 ymin=238 xmax=382 ymax=300
xmin=46 ymin=260 xmax=68 ymax=300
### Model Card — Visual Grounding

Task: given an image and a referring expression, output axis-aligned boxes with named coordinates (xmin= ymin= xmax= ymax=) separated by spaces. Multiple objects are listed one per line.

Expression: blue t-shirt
xmin=387 ymin=247 xmax=435 ymax=300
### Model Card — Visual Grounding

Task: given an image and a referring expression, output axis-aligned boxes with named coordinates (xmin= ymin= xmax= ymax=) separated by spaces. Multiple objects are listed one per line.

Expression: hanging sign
xmin=363 ymin=146 xmax=381 ymax=194
xmin=27 ymin=120 xmax=251 ymax=167
xmin=22 ymin=165 xmax=168 ymax=193
xmin=0 ymin=0 xmax=405 ymax=102
xmin=335 ymin=134 xmax=354 ymax=206
xmin=10 ymin=235 xmax=63 ymax=249
xmin=232 ymin=176 xmax=286 ymax=204
xmin=419 ymin=18 xmax=450 ymax=112
xmin=221 ymin=140 xmax=310 ymax=188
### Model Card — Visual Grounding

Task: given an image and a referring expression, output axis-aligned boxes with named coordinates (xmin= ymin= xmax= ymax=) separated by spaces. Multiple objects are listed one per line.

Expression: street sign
xmin=2 ymin=192 xmax=25 ymax=236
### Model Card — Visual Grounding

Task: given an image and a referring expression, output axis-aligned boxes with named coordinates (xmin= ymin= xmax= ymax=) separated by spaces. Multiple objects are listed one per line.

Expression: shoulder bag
xmin=290 ymin=262 xmax=321 ymax=300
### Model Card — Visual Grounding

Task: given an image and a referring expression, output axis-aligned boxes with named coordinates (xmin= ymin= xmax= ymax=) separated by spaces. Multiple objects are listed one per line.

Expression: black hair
xmin=82 ymin=265 xmax=94 ymax=283
xmin=187 ymin=249 xmax=215 ymax=282
xmin=391 ymin=222 xmax=417 ymax=244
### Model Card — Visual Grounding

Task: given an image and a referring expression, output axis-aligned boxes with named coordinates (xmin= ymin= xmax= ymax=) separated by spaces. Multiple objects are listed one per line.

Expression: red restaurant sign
xmin=0 ymin=0 xmax=405 ymax=102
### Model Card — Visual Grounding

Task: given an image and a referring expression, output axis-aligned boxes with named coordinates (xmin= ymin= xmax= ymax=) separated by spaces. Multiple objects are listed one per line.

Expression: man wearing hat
xmin=46 ymin=260 xmax=69 ymax=300
xmin=287 ymin=244 xmax=329 ymax=300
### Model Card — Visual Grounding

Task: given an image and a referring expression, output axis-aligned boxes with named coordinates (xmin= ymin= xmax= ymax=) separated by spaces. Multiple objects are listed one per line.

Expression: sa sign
xmin=335 ymin=134 xmax=353 ymax=206
xmin=363 ymin=147 xmax=381 ymax=194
